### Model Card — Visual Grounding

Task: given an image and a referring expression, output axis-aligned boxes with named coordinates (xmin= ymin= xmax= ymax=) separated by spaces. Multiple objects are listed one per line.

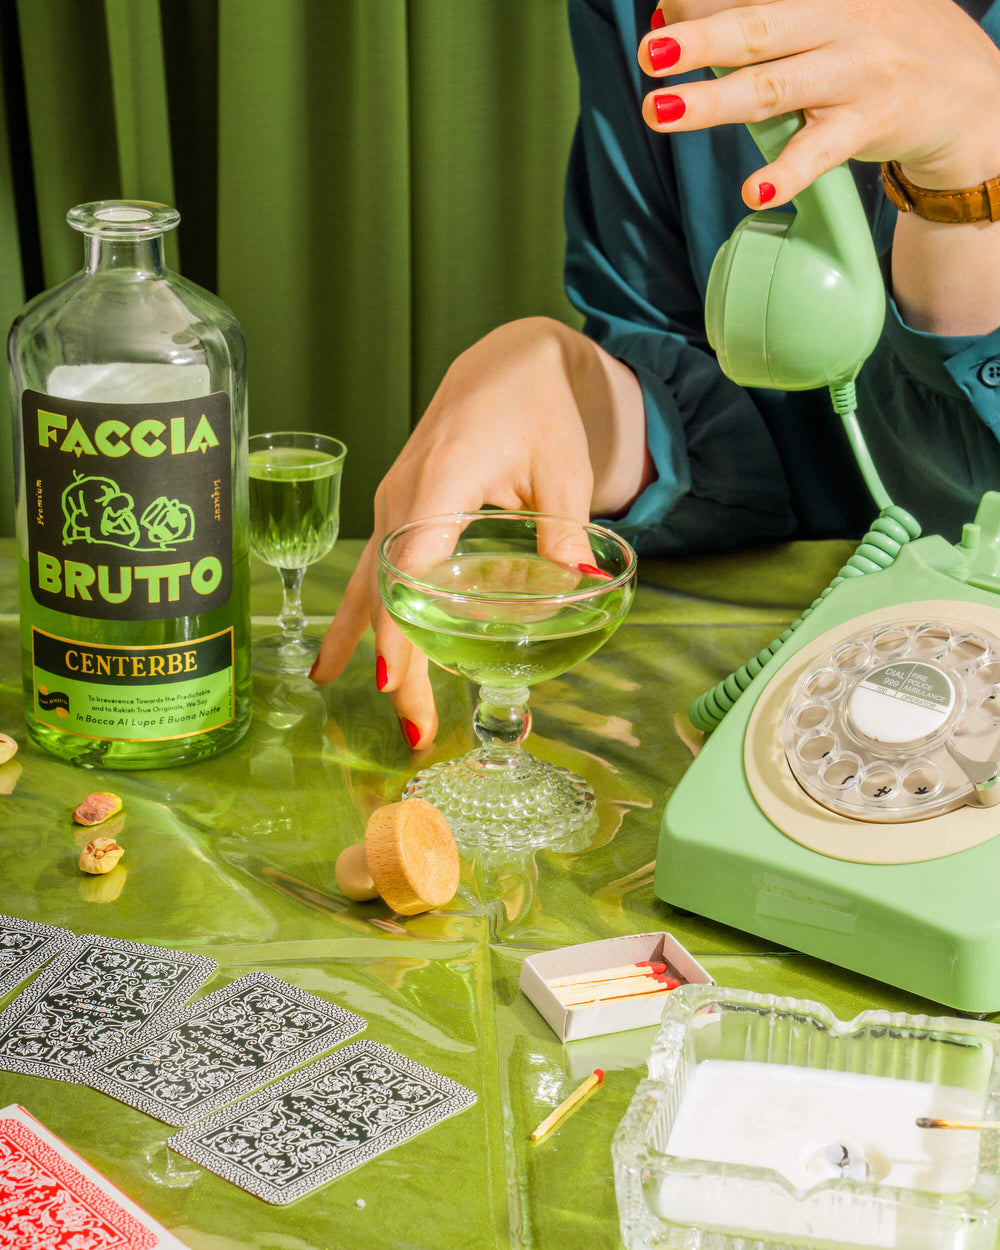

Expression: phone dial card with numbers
xmin=0 ymin=933 xmax=216 ymax=1080
xmin=89 ymin=972 xmax=366 ymax=1126
xmin=168 ymin=1039 xmax=477 ymax=1203
xmin=0 ymin=914 xmax=75 ymax=998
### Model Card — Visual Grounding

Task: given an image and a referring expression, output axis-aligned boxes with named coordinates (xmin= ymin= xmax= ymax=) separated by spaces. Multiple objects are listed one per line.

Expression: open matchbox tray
xmin=519 ymin=932 xmax=714 ymax=1042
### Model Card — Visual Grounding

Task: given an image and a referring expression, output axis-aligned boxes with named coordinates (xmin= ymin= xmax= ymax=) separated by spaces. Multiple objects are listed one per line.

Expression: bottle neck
xmin=85 ymin=233 xmax=166 ymax=277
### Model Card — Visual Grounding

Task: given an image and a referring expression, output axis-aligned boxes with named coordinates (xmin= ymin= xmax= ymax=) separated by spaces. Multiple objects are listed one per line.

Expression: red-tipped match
xmin=594 ymin=1069 xmax=604 ymax=1082
xmin=635 ymin=961 xmax=667 ymax=972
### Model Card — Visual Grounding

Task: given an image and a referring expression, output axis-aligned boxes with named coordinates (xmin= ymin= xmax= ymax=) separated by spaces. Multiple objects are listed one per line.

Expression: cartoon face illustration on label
xmin=139 ymin=497 xmax=196 ymax=549
xmin=62 ymin=473 xmax=195 ymax=552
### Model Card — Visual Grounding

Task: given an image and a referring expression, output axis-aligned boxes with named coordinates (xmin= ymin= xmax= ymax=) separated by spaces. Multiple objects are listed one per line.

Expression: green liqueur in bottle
xmin=8 ymin=202 xmax=251 ymax=768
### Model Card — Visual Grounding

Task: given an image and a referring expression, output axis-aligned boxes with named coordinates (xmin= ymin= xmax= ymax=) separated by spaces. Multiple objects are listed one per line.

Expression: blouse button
xmin=978 ymin=359 xmax=1000 ymax=387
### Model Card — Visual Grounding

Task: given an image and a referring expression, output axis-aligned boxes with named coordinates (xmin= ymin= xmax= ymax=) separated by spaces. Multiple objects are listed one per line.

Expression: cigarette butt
xmin=530 ymin=1069 xmax=604 ymax=1143
xmin=916 ymin=1117 xmax=1000 ymax=1130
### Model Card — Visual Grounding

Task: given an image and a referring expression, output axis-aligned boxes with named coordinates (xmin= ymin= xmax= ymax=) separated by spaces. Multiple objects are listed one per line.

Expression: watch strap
xmin=881 ymin=160 xmax=1000 ymax=223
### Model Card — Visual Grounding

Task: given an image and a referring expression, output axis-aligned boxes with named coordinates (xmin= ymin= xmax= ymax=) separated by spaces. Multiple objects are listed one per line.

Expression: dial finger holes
xmin=833 ymin=642 xmax=869 ymax=672
xmin=858 ymin=766 xmax=897 ymax=802
xmin=975 ymin=662 xmax=1000 ymax=689
xmin=804 ymin=668 xmax=844 ymax=700
xmin=819 ymin=754 xmax=862 ymax=791
xmin=913 ymin=624 xmax=952 ymax=658
xmin=871 ymin=627 xmax=910 ymax=659
xmin=951 ymin=635 xmax=988 ymax=669
xmin=979 ymin=687 xmax=1000 ymax=721
xmin=900 ymin=759 xmax=943 ymax=801
xmin=797 ymin=733 xmax=837 ymax=765
xmin=791 ymin=702 xmax=832 ymax=733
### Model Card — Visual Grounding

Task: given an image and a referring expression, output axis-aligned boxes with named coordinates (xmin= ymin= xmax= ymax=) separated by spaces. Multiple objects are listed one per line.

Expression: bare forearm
xmin=892 ymin=213 xmax=1000 ymax=337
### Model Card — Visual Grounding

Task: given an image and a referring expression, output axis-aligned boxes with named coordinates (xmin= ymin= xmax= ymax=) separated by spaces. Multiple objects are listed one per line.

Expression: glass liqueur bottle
xmin=8 ymin=201 xmax=251 ymax=768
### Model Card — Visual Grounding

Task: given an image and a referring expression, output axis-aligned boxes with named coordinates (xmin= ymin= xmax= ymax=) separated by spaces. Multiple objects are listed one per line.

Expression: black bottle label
xmin=22 ymin=389 xmax=232 ymax=620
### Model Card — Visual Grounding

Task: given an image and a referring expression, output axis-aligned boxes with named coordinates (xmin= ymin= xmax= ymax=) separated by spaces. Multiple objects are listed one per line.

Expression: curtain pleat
xmin=103 ymin=0 xmax=176 ymax=205
xmin=0 ymin=7 xmax=23 ymax=532
xmin=0 ymin=0 xmax=580 ymax=539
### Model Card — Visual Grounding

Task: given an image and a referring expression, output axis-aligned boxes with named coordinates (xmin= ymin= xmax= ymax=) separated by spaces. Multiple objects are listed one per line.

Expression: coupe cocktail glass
xmin=378 ymin=510 xmax=637 ymax=847
xmin=248 ymin=431 xmax=347 ymax=674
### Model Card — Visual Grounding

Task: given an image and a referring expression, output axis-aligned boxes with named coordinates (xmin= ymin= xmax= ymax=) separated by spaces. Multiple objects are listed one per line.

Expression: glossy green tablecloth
xmin=0 ymin=536 xmax=974 ymax=1249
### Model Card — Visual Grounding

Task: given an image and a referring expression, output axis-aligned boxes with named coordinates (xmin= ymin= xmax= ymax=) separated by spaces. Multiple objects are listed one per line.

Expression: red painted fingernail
xmin=578 ymin=562 xmax=614 ymax=581
xmin=650 ymin=7 xmax=666 ymax=29
xmin=399 ymin=717 xmax=421 ymax=749
xmin=376 ymin=654 xmax=388 ymax=691
xmin=758 ymin=181 xmax=776 ymax=205
xmin=654 ymin=93 xmax=685 ymax=124
xmin=648 ymin=36 xmax=680 ymax=71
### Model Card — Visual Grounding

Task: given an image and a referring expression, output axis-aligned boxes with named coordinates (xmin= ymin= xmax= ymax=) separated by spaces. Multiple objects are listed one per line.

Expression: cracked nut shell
xmin=79 ymin=837 xmax=125 ymax=875
xmin=73 ymin=793 xmax=123 ymax=826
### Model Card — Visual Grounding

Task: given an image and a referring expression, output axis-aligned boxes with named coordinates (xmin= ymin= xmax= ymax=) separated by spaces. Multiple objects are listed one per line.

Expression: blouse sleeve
xmin=564 ymin=0 xmax=797 ymax=553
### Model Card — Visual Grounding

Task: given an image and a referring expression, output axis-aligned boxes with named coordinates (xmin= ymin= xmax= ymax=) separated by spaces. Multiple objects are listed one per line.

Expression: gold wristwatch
xmin=881 ymin=160 xmax=1000 ymax=223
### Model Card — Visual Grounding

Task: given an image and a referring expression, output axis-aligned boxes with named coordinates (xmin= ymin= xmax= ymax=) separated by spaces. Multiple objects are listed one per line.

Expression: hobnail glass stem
xmin=473 ymin=685 xmax=532 ymax=767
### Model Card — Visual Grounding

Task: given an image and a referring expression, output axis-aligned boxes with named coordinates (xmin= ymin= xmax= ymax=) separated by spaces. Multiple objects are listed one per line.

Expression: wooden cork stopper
xmin=362 ymin=798 xmax=460 ymax=916
xmin=334 ymin=843 xmax=379 ymax=901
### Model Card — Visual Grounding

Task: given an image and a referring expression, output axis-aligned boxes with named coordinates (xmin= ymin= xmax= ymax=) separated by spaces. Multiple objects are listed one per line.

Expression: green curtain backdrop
xmin=0 ymin=0 xmax=581 ymax=537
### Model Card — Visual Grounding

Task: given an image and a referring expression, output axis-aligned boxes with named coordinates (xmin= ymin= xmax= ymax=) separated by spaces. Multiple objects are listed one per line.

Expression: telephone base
xmin=656 ymin=526 xmax=1000 ymax=1014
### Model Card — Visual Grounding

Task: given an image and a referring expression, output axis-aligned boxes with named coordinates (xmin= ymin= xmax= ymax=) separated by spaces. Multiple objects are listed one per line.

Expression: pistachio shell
xmin=73 ymin=792 xmax=123 ymax=826
xmin=79 ymin=837 xmax=125 ymax=875
xmin=0 ymin=734 xmax=18 ymax=766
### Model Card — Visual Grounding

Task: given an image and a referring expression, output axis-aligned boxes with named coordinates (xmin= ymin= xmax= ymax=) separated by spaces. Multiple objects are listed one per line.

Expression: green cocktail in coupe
xmin=379 ymin=511 xmax=637 ymax=849
xmin=248 ymin=432 xmax=346 ymax=674
xmin=385 ymin=552 xmax=630 ymax=687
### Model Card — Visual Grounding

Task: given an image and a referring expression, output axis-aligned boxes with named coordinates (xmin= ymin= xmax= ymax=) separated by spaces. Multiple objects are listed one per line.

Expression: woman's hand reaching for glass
xmin=308 ymin=316 xmax=649 ymax=750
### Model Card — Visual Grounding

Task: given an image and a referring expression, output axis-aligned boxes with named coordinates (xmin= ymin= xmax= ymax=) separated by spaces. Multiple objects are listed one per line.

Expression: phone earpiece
xmin=705 ymin=108 xmax=885 ymax=390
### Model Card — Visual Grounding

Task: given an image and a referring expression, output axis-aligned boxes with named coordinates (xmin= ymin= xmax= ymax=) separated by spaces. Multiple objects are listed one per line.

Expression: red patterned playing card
xmin=0 ymin=1113 xmax=158 ymax=1249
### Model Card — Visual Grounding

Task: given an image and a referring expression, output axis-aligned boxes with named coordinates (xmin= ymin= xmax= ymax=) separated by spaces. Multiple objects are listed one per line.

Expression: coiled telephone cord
xmin=688 ymin=385 xmax=921 ymax=734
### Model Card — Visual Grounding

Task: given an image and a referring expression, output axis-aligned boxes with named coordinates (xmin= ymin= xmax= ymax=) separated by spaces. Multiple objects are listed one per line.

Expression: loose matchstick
xmin=547 ymin=962 xmax=667 ymax=989
xmin=916 ymin=1117 xmax=1000 ymax=1130
xmin=530 ymin=1069 xmax=604 ymax=1143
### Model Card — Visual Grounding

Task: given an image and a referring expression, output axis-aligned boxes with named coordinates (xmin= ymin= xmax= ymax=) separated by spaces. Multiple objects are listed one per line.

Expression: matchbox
xmin=519 ymin=932 xmax=714 ymax=1043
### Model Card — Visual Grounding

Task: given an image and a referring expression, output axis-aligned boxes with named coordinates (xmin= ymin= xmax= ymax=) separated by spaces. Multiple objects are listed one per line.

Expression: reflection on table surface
xmin=0 ymin=536 xmax=973 ymax=1250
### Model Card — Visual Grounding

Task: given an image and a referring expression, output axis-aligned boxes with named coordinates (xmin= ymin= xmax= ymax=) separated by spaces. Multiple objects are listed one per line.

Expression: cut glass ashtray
xmin=612 ymin=985 xmax=1000 ymax=1249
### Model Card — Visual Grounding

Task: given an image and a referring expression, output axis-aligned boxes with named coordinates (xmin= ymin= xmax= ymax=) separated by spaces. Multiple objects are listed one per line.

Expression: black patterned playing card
xmin=88 ymin=973 xmax=366 ymax=1125
xmin=0 ymin=914 xmax=74 ymax=997
xmin=167 ymin=1039 xmax=477 ymax=1203
xmin=0 ymin=933 xmax=216 ymax=1080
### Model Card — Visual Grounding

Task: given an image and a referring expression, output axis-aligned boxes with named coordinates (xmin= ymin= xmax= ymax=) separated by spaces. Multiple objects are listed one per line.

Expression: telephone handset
xmin=704 ymin=101 xmax=885 ymax=392
xmin=654 ymin=101 xmax=1000 ymax=1014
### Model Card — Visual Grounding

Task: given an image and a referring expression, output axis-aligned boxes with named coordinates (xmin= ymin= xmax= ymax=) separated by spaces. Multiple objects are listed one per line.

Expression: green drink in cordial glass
xmin=8 ymin=201 xmax=251 ymax=769
xmin=248 ymin=431 xmax=347 ymax=674
xmin=379 ymin=510 xmax=637 ymax=850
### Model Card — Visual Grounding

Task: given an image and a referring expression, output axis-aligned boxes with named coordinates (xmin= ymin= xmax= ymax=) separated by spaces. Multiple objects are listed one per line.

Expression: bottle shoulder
xmin=8 ymin=268 xmax=246 ymax=393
